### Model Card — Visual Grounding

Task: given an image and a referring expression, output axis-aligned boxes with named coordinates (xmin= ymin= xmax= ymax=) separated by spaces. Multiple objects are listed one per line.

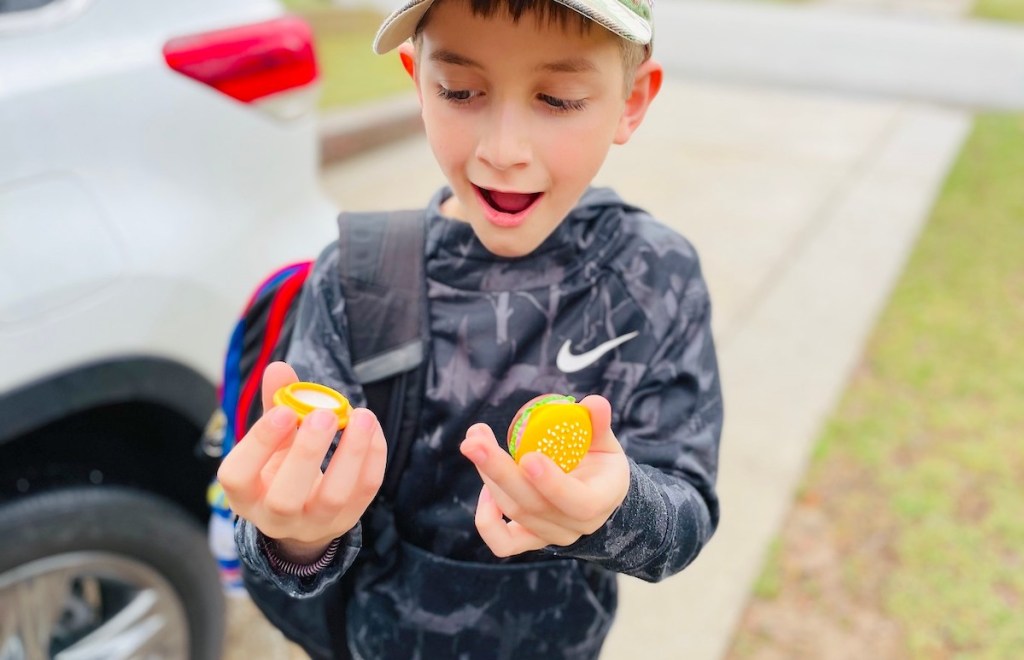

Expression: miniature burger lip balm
xmin=506 ymin=394 xmax=593 ymax=473
xmin=273 ymin=382 xmax=351 ymax=430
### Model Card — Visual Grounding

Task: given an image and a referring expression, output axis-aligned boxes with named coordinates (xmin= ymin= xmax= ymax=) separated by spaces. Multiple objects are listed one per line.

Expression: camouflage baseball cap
xmin=372 ymin=0 xmax=654 ymax=54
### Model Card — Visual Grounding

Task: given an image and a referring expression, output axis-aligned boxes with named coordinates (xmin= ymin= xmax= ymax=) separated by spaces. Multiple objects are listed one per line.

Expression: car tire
xmin=0 ymin=486 xmax=224 ymax=660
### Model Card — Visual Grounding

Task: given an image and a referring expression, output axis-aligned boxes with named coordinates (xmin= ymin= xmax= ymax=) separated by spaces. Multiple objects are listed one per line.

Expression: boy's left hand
xmin=459 ymin=395 xmax=630 ymax=557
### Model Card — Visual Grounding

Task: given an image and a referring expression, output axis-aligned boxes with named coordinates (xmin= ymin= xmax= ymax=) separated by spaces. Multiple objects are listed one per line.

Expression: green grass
xmin=751 ymin=539 xmax=783 ymax=599
xmin=749 ymin=113 xmax=1024 ymax=656
xmin=875 ymin=112 xmax=1024 ymax=657
xmin=973 ymin=0 xmax=1024 ymax=22
xmin=284 ymin=2 xmax=414 ymax=109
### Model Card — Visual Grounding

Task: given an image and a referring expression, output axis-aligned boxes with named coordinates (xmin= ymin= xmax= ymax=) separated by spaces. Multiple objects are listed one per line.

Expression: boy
xmin=218 ymin=0 xmax=723 ymax=657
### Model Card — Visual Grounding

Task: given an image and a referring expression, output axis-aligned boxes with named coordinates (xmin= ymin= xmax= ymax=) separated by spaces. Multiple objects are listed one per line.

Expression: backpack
xmin=206 ymin=209 xmax=427 ymax=596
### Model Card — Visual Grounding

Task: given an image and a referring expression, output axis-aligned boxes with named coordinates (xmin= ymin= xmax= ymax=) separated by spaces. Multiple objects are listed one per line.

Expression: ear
xmin=397 ymin=41 xmax=417 ymax=79
xmin=397 ymin=41 xmax=423 ymax=105
xmin=613 ymin=58 xmax=663 ymax=145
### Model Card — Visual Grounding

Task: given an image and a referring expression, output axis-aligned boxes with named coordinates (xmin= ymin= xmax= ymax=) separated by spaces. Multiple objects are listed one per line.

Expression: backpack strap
xmin=224 ymin=261 xmax=313 ymax=452
xmin=336 ymin=209 xmax=427 ymax=503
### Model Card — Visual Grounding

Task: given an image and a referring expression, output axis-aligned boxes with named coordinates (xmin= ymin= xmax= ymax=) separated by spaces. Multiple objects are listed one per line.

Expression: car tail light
xmin=163 ymin=16 xmax=319 ymax=119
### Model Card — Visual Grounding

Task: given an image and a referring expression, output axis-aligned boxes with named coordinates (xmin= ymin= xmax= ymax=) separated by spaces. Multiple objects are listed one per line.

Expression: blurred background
xmin=1 ymin=0 xmax=1021 ymax=658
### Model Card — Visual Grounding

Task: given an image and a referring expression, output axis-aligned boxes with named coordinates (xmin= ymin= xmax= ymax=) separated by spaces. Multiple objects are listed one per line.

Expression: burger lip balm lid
xmin=508 ymin=394 xmax=576 ymax=459
xmin=508 ymin=394 xmax=593 ymax=473
xmin=273 ymin=382 xmax=351 ymax=429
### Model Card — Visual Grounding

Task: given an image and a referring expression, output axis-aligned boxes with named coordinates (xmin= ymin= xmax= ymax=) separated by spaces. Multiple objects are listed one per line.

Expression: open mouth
xmin=475 ymin=185 xmax=542 ymax=216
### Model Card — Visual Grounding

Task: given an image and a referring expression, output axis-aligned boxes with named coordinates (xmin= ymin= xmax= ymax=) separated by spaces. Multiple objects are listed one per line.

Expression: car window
xmin=0 ymin=0 xmax=58 ymax=13
xmin=0 ymin=0 xmax=89 ymax=33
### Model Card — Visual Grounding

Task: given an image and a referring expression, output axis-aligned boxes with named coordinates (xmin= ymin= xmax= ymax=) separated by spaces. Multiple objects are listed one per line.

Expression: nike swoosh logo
xmin=556 ymin=331 xmax=639 ymax=373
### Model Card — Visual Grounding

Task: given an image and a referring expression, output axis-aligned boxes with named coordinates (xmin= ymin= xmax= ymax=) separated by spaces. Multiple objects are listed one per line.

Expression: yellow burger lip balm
xmin=273 ymin=382 xmax=351 ymax=429
xmin=507 ymin=394 xmax=593 ymax=473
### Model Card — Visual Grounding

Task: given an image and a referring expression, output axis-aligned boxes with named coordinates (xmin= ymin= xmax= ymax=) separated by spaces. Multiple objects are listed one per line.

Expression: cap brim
xmin=373 ymin=0 xmax=652 ymax=55
xmin=373 ymin=0 xmax=436 ymax=54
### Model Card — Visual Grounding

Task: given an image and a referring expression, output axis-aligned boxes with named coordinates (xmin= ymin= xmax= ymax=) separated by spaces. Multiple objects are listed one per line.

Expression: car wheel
xmin=0 ymin=486 xmax=224 ymax=660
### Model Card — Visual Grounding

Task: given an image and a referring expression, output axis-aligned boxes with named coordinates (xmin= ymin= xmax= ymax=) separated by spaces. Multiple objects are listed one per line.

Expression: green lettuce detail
xmin=508 ymin=395 xmax=575 ymax=457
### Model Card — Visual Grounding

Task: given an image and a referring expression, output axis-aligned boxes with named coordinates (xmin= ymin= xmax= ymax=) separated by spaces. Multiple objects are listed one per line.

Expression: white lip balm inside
xmin=291 ymin=387 xmax=344 ymax=409
xmin=273 ymin=382 xmax=351 ymax=429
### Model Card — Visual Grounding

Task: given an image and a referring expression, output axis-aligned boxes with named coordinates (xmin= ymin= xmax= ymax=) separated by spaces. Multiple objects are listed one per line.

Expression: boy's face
xmin=403 ymin=0 xmax=654 ymax=258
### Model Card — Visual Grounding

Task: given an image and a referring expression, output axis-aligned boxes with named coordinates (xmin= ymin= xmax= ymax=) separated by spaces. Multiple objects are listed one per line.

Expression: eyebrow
xmin=428 ymin=50 xmax=597 ymax=75
xmin=537 ymin=58 xmax=598 ymax=74
xmin=430 ymin=49 xmax=482 ymax=69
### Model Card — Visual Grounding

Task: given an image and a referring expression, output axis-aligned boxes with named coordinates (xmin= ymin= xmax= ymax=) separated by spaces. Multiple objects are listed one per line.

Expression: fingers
xmin=221 ymin=406 xmax=386 ymax=546
xmin=475 ymin=486 xmax=547 ymax=557
xmin=261 ymin=408 xmax=340 ymax=518
xmin=461 ymin=423 xmax=547 ymax=513
xmin=517 ymin=452 xmax=603 ymax=520
xmin=461 ymin=424 xmax=591 ymax=537
xmin=313 ymin=408 xmax=387 ymax=517
xmin=478 ymin=473 xmax=585 ymax=544
xmin=517 ymin=451 xmax=626 ymax=533
xmin=461 ymin=399 xmax=631 ymax=547
xmin=261 ymin=361 xmax=299 ymax=415
xmin=577 ymin=394 xmax=620 ymax=454
xmin=218 ymin=405 xmax=297 ymax=507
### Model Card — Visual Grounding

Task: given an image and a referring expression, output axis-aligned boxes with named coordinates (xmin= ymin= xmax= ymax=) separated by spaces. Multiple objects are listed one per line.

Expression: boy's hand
xmin=460 ymin=395 xmax=630 ymax=557
xmin=217 ymin=361 xmax=388 ymax=562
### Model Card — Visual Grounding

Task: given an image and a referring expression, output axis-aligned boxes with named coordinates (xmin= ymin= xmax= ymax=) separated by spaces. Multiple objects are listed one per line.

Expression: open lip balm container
xmin=273 ymin=382 xmax=351 ymax=429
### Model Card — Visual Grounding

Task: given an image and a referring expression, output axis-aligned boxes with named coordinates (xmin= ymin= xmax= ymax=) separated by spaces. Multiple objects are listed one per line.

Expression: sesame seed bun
xmin=507 ymin=394 xmax=593 ymax=473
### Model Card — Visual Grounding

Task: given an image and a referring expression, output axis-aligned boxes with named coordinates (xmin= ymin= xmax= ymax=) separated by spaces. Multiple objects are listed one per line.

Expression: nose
xmin=475 ymin=103 xmax=532 ymax=171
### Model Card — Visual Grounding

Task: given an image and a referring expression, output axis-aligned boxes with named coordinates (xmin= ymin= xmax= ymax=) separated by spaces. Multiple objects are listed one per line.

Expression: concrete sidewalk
xmin=311 ymin=79 xmax=969 ymax=659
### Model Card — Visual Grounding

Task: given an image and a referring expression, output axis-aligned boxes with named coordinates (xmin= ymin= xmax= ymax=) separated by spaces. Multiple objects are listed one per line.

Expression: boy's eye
xmin=538 ymin=93 xmax=587 ymax=112
xmin=437 ymin=85 xmax=477 ymax=104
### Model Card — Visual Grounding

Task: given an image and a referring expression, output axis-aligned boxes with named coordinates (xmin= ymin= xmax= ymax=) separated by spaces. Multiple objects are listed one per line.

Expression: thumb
xmin=260 ymin=361 xmax=299 ymax=414
xmin=578 ymin=395 xmax=621 ymax=454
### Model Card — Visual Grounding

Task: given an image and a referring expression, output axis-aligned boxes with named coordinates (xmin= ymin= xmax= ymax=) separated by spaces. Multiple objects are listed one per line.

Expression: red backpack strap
xmin=235 ymin=269 xmax=308 ymax=438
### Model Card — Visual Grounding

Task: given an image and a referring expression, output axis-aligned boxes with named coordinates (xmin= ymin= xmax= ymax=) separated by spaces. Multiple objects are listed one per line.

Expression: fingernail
xmin=523 ymin=456 xmax=543 ymax=479
xmin=309 ymin=409 xmax=337 ymax=431
xmin=269 ymin=406 xmax=295 ymax=429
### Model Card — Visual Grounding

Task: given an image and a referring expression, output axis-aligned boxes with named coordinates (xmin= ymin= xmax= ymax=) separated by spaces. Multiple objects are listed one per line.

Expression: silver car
xmin=0 ymin=0 xmax=337 ymax=657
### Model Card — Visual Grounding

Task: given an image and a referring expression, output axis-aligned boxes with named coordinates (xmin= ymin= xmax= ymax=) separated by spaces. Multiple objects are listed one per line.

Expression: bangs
xmin=468 ymin=0 xmax=593 ymax=33
xmin=418 ymin=0 xmax=594 ymax=36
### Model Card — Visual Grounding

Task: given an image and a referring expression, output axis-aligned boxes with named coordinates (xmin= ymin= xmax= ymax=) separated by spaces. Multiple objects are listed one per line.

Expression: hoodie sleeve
xmin=235 ymin=519 xmax=360 ymax=659
xmin=553 ymin=253 xmax=723 ymax=582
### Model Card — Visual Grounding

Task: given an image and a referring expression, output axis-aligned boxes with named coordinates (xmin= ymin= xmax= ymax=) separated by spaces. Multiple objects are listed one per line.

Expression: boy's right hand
xmin=217 ymin=361 xmax=388 ymax=563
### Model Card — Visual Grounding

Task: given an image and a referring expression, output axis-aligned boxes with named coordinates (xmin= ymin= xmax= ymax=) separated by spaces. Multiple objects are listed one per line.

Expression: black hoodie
xmin=236 ymin=187 xmax=723 ymax=659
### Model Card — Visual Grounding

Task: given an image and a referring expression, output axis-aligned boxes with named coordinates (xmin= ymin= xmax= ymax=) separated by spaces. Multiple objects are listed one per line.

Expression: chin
xmin=473 ymin=228 xmax=542 ymax=258
xmin=479 ymin=237 xmax=532 ymax=258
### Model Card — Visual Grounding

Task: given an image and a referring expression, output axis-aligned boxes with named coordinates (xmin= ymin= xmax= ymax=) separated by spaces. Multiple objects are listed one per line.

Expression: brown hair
xmin=413 ymin=0 xmax=650 ymax=96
